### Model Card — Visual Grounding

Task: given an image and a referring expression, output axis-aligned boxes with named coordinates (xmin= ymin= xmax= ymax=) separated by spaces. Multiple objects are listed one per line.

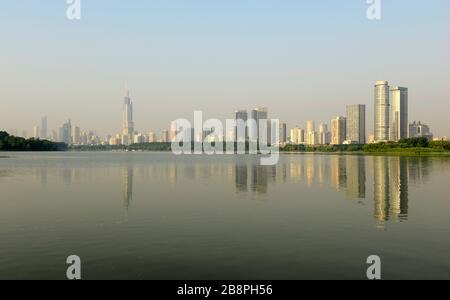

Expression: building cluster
xmin=289 ymin=105 xmax=366 ymax=146
xmin=24 ymin=81 xmax=444 ymax=146
xmin=288 ymin=80 xmax=436 ymax=146
xmin=372 ymin=80 xmax=434 ymax=142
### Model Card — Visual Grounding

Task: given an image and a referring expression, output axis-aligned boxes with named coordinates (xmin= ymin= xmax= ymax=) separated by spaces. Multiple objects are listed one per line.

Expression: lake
xmin=1 ymin=152 xmax=450 ymax=279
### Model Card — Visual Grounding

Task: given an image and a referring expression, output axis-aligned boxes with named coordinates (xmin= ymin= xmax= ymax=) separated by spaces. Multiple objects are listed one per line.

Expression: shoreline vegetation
xmin=0 ymin=131 xmax=67 ymax=152
xmin=1 ymin=131 xmax=449 ymax=157
xmin=71 ymin=137 xmax=450 ymax=157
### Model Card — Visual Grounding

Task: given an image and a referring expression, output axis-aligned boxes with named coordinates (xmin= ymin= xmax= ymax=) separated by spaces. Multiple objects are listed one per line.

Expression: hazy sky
xmin=1 ymin=0 xmax=449 ymax=137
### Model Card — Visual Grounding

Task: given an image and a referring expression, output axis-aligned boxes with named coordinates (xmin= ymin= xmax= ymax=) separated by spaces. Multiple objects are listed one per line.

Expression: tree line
xmin=0 ymin=131 xmax=67 ymax=151
xmin=281 ymin=137 xmax=450 ymax=153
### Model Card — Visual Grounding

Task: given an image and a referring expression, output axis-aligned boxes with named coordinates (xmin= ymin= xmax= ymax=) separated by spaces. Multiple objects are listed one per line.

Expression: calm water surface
xmin=1 ymin=152 xmax=450 ymax=279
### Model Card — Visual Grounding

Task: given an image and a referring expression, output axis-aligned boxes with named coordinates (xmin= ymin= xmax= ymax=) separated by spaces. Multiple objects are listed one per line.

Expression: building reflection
xmin=330 ymin=156 xmax=347 ymax=191
xmin=251 ymin=165 xmax=269 ymax=194
xmin=373 ymin=156 xmax=409 ymax=228
xmin=346 ymin=156 xmax=366 ymax=200
xmin=18 ymin=154 xmax=438 ymax=228
xmin=233 ymin=163 xmax=273 ymax=195
xmin=235 ymin=164 xmax=248 ymax=193
xmin=123 ymin=166 xmax=133 ymax=212
xmin=373 ymin=156 xmax=391 ymax=227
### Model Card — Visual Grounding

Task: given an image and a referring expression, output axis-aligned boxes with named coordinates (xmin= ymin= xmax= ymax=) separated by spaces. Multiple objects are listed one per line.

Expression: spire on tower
xmin=125 ymin=82 xmax=130 ymax=98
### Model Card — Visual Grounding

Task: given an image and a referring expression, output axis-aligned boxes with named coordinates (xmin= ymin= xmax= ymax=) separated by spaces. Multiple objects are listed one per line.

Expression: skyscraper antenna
xmin=125 ymin=82 xmax=130 ymax=97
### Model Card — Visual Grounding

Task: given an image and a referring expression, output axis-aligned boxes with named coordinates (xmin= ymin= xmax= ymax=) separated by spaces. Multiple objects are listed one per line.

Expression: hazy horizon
xmin=1 ymin=0 xmax=449 ymax=137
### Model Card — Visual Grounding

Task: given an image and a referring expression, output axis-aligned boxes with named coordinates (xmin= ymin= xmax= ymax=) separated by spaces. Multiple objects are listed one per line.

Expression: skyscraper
xmin=40 ymin=116 xmax=47 ymax=139
xmin=122 ymin=90 xmax=134 ymax=144
xmin=306 ymin=120 xmax=316 ymax=145
xmin=250 ymin=107 xmax=269 ymax=141
xmin=72 ymin=126 xmax=81 ymax=145
xmin=290 ymin=127 xmax=305 ymax=145
xmin=319 ymin=122 xmax=330 ymax=145
xmin=279 ymin=123 xmax=287 ymax=144
xmin=390 ymin=86 xmax=408 ymax=141
xmin=331 ymin=116 xmax=347 ymax=145
xmin=234 ymin=110 xmax=248 ymax=142
xmin=59 ymin=120 xmax=72 ymax=145
xmin=374 ymin=80 xmax=390 ymax=142
xmin=346 ymin=104 xmax=366 ymax=144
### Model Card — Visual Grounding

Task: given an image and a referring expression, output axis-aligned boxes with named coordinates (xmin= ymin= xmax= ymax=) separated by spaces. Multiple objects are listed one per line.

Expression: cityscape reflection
xmin=5 ymin=154 xmax=447 ymax=229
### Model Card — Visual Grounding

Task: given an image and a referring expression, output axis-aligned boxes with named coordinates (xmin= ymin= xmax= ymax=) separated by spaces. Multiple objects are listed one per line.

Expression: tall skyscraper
xmin=390 ymin=86 xmax=408 ymax=141
xmin=346 ymin=104 xmax=366 ymax=144
xmin=374 ymin=80 xmax=390 ymax=142
xmin=234 ymin=110 xmax=248 ymax=142
xmin=250 ymin=107 xmax=269 ymax=141
xmin=306 ymin=120 xmax=316 ymax=145
xmin=122 ymin=90 xmax=134 ymax=144
xmin=331 ymin=116 xmax=347 ymax=145
xmin=40 ymin=116 xmax=47 ymax=139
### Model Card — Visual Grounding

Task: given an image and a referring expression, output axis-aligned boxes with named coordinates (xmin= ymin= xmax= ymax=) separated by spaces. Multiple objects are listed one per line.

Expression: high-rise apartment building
xmin=290 ymin=127 xmax=305 ymax=145
xmin=331 ymin=116 xmax=347 ymax=145
xmin=306 ymin=120 xmax=316 ymax=145
xmin=346 ymin=104 xmax=366 ymax=144
xmin=374 ymin=80 xmax=390 ymax=142
xmin=319 ymin=123 xmax=330 ymax=145
xmin=390 ymin=86 xmax=408 ymax=141
xmin=279 ymin=123 xmax=287 ymax=144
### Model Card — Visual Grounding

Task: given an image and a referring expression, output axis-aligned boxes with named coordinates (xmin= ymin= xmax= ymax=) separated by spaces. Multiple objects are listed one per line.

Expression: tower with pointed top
xmin=122 ymin=89 xmax=134 ymax=144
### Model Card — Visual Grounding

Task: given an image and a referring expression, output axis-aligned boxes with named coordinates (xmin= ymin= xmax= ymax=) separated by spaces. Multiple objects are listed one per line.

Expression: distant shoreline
xmin=2 ymin=150 xmax=450 ymax=158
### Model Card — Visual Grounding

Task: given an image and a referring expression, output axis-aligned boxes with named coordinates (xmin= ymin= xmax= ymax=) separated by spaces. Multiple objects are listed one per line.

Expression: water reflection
xmin=374 ymin=156 xmax=409 ymax=228
xmin=2 ymin=154 xmax=446 ymax=229
xmin=123 ymin=167 xmax=133 ymax=212
xmin=230 ymin=155 xmax=433 ymax=228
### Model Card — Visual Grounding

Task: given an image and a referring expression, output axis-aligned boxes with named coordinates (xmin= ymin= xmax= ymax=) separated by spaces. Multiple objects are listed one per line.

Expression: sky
xmin=1 ymin=0 xmax=449 ymax=137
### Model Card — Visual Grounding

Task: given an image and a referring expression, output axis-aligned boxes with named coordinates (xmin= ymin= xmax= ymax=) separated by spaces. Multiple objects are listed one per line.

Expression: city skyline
xmin=1 ymin=1 xmax=450 ymax=137
xmin=2 ymin=80 xmax=445 ymax=145
xmin=7 ymin=78 xmax=445 ymax=146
